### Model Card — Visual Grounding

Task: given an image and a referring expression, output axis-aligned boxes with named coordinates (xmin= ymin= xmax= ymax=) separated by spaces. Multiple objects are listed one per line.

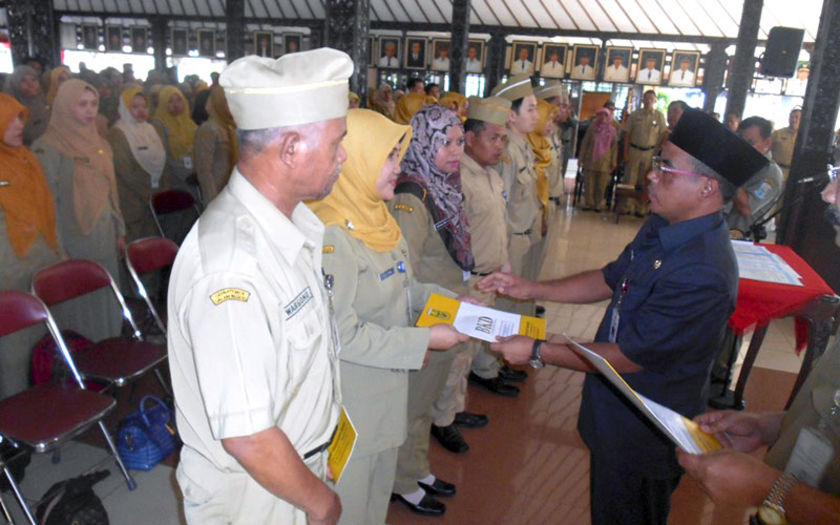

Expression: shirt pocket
xmin=285 ymin=305 xmax=323 ymax=352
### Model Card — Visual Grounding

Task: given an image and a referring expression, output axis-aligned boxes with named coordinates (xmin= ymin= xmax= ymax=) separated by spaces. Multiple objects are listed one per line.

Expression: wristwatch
xmin=529 ymin=339 xmax=546 ymax=369
xmin=757 ymin=472 xmax=797 ymax=525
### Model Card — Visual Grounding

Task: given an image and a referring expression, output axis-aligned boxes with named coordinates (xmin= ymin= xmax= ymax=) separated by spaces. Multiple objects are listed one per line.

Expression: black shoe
xmin=535 ymin=305 xmax=546 ymax=317
xmin=580 ymin=206 xmax=592 ymax=211
xmin=418 ymin=477 xmax=457 ymax=497
xmin=498 ymin=364 xmax=528 ymax=383
xmin=431 ymin=424 xmax=469 ymax=453
xmin=454 ymin=411 xmax=489 ymax=428
xmin=391 ymin=493 xmax=446 ymax=516
xmin=468 ymin=372 xmax=520 ymax=397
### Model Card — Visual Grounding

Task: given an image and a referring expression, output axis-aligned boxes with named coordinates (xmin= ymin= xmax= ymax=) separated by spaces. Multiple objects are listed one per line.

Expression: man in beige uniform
xmin=535 ymin=82 xmax=571 ymax=207
xmin=167 ymin=48 xmax=351 ymax=525
xmin=771 ymin=107 xmax=801 ymax=182
xmin=621 ymin=89 xmax=666 ymax=215
xmin=430 ymin=97 xmax=518 ymax=454
xmin=491 ymin=74 xmax=539 ymax=315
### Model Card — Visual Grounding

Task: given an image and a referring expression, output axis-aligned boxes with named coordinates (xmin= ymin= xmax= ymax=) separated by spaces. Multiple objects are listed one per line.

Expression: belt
xmin=470 ymin=270 xmax=491 ymax=276
xmin=303 ymin=425 xmax=337 ymax=459
xmin=630 ymin=143 xmax=654 ymax=151
xmin=777 ymin=163 xmax=791 ymax=169
xmin=512 ymin=229 xmax=532 ymax=236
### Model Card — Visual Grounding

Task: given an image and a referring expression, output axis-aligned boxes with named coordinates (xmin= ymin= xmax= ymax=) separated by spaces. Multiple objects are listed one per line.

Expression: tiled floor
xmin=6 ymin=195 xmax=809 ymax=525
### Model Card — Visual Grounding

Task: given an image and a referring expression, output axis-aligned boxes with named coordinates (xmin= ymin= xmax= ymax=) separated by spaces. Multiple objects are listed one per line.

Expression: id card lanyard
xmin=609 ymin=276 xmax=629 ymax=344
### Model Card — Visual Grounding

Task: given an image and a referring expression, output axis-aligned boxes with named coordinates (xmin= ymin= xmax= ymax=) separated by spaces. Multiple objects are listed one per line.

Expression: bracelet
xmin=758 ymin=472 xmax=797 ymax=525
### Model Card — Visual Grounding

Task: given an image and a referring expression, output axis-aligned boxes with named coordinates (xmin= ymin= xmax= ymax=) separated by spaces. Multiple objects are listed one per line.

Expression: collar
xmin=654 ymin=211 xmax=723 ymax=253
xmin=507 ymin=130 xmax=528 ymax=149
xmin=461 ymin=152 xmax=490 ymax=176
xmin=227 ymin=168 xmax=324 ymax=265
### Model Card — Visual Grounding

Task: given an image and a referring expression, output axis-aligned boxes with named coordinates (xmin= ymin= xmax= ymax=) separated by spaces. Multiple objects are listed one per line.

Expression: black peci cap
xmin=669 ymin=109 xmax=768 ymax=187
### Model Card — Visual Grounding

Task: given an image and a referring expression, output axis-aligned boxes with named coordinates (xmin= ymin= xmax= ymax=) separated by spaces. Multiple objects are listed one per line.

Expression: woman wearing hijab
xmin=108 ymin=86 xmax=167 ymax=241
xmin=579 ymin=107 xmax=618 ymax=212
xmin=44 ymin=65 xmax=71 ymax=106
xmin=4 ymin=65 xmax=50 ymax=145
xmin=194 ymin=85 xmax=238 ymax=205
xmin=369 ymin=83 xmax=396 ymax=119
xmin=527 ymin=99 xmax=560 ymax=270
xmin=393 ymin=92 xmax=433 ymax=125
xmin=32 ymin=79 xmax=124 ymax=342
xmin=0 ymin=93 xmax=64 ymax=397
xmin=438 ymin=92 xmax=469 ymax=122
xmin=308 ymin=109 xmax=465 ymax=525
xmin=388 ymin=105 xmax=473 ymax=517
xmin=151 ymin=85 xmax=197 ymax=195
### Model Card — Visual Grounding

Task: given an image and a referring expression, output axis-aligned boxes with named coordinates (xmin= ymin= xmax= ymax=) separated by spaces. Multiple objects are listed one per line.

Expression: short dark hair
xmin=425 ymin=83 xmax=439 ymax=95
xmin=668 ymin=100 xmax=688 ymax=112
xmin=464 ymin=119 xmax=487 ymax=135
xmin=511 ymin=98 xmax=524 ymax=114
xmin=407 ymin=78 xmax=423 ymax=90
xmin=643 ymin=89 xmax=656 ymax=98
xmin=738 ymin=116 xmax=773 ymax=139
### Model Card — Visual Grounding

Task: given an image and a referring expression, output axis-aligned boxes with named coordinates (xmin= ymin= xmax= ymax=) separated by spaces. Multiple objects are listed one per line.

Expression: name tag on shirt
xmin=285 ymin=287 xmax=313 ymax=320
xmin=380 ymin=267 xmax=395 ymax=281
xmin=183 ymin=155 xmax=193 ymax=170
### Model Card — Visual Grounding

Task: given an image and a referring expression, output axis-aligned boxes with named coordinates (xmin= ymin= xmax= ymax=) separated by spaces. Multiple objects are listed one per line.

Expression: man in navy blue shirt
xmin=478 ymin=109 xmax=768 ymax=525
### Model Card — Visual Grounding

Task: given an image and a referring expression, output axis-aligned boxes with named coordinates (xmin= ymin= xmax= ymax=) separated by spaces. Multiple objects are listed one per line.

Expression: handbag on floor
xmin=116 ymin=395 xmax=179 ymax=471
xmin=35 ymin=469 xmax=110 ymax=525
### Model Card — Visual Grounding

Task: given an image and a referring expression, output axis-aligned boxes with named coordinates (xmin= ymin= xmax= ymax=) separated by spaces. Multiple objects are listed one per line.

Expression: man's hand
xmin=457 ymin=294 xmax=485 ymax=306
xmin=428 ymin=324 xmax=468 ymax=350
xmin=307 ymin=488 xmax=341 ymax=525
xmin=477 ymin=272 xmax=536 ymax=299
xmin=677 ymin=448 xmax=777 ymax=509
xmin=490 ymin=335 xmax=535 ymax=366
xmin=693 ymin=410 xmax=776 ymax=452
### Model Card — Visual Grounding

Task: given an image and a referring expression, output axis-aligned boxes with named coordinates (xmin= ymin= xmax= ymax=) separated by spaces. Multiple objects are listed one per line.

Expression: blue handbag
xmin=116 ymin=395 xmax=180 ymax=471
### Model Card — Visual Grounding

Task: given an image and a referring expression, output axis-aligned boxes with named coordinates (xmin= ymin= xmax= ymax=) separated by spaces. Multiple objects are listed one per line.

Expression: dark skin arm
xmin=477 ymin=269 xmax=612 ymax=304
xmin=490 ymin=335 xmax=642 ymax=374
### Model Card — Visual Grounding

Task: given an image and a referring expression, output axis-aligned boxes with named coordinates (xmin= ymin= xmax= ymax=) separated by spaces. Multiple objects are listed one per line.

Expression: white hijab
xmin=114 ymin=89 xmax=166 ymax=188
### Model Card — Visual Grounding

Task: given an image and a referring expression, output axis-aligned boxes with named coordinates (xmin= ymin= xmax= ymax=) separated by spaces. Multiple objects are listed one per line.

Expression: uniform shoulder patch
xmin=393 ymin=203 xmax=414 ymax=213
xmin=210 ymin=288 xmax=251 ymax=305
xmin=323 ymin=245 xmax=335 ymax=254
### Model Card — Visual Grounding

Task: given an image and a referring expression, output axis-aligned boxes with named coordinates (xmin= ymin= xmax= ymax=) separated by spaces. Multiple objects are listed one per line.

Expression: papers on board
xmin=731 ymin=241 xmax=803 ymax=286
xmin=416 ymin=293 xmax=546 ymax=342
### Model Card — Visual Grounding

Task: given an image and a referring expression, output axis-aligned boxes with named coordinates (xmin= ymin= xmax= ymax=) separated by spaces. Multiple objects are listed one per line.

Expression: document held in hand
xmin=416 ymin=293 xmax=546 ymax=342
xmin=562 ymin=334 xmax=721 ymax=455
xmin=327 ymin=407 xmax=357 ymax=483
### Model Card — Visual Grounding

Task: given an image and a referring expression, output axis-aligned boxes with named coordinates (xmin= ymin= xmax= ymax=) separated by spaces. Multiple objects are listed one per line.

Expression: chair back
xmin=149 ymin=189 xmax=201 ymax=244
xmin=151 ymin=189 xmax=197 ymax=215
xmin=32 ymin=260 xmax=143 ymax=341
xmin=125 ymin=237 xmax=178 ymax=334
xmin=0 ymin=291 xmax=86 ymax=389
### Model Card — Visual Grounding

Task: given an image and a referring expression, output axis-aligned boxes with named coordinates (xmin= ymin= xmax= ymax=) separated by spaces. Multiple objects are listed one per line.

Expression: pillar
xmin=448 ymin=0 xmax=471 ymax=94
xmin=7 ymin=1 xmax=59 ymax=67
xmin=325 ymin=0 xmax=370 ymax=104
xmin=724 ymin=0 xmax=762 ymax=118
xmin=150 ymin=16 xmax=168 ymax=72
xmin=226 ymin=0 xmax=246 ymax=61
xmin=702 ymin=43 xmax=728 ymax=114
xmin=485 ymin=30 xmax=507 ymax=96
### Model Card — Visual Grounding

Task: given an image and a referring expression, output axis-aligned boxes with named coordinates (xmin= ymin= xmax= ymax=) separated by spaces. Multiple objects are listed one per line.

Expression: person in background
xmin=108 ymin=86 xmax=166 ymax=242
xmin=194 ymin=86 xmax=239 ymax=205
xmin=425 ymin=83 xmax=441 ymax=101
xmin=33 ymin=79 xmax=125 ymax=342
xmin=190 ymin=88 xmax=212 ymax=126
xmin=393 ymin=91 xmax=431 ymax=125
xmin=44 ymin=66 xmax=71 ymax=106
xmin=0 ymin=92 xmax=63 ymax=397
xmin=439 ymin=91 xmax=468 ymax=122
xmin=309 ymin=108 xmax=465 ymax=525
xmin=725 ymin=112 xmax=741 ymax=133
xmin=667 ymin=100 xmax=687 ymax=131
xmin=772 ymin=107 xmax=801 ymax=182
xmin=389 ymin=105 xmax=470 ymax=517
xmin=151 ymin=85 xmax=197 ymax=194
xmin=621 ymin=89 xmax=666 ymax=216
xmin=370 ymin=83 xmax=396 ymax=120
xmin=4 ymin=66 xmax=50 ymax=146
xmin=579 ymin=107 xmax=618 ymax=213
xmin=348 ymin=92 xmax=361 ymax=109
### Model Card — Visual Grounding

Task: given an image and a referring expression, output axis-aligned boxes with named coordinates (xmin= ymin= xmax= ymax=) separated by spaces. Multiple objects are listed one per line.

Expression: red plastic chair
xmin=0 ymin=291 xmax=136 ymax=524
xmin=149 ymin=189 xmax=201 ymax=244
xmin=31 ymin=260 xmax=170 ymax=395
xmin=125 ymin=237 xmax=179 ymax=335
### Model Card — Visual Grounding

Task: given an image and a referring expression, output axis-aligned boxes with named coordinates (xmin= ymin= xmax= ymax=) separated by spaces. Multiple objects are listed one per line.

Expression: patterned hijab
xmin=308 ymin=109 xmax=411 ymax=253
xmin=153 ymin=85 xmax=197 ymax=159
xmin=114 ymin=86 xmax=166 ymax=187
xmin=0 ymin=93 xmax=59 ymax=257
xmin=40 ymin=79 xmax=121 ymax=235
xmin=399 ymin=105 xmax=473 ymax=270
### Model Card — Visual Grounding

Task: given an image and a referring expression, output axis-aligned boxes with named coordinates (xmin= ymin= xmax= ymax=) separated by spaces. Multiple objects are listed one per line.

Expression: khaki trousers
xmin=621 ymin=148 xmax=655 ymax=214
xmin=584 ymin=169 xmax=611 ymax=211
xmin=336 ymin=447 xmax=398 ymax=525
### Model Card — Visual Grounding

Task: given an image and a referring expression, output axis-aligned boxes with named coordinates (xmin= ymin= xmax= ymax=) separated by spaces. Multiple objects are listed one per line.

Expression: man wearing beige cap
xmin=167 ymin=48 xmax=351 ymax=524
xmin=430 ymin=97 xmax=518 ymax=454
xmin=535 ymin=82 xmax=572 ymax=205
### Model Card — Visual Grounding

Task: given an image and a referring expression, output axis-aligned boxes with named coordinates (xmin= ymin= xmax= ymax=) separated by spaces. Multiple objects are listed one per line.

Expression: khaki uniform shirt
xmin=194 ymin=119 xmax=234 ymax=205
xmin=495 ymin=132 xmax=539 ymax=235
xmin=168 ymin=169 xmax=339 ymax=521
xmin=625 ymin=107 xmax=666 ymax=149
xmin=724 ymin=155 xmax=784 ymax=233
xmin=460 ymin=154 xmax=508 ymax=273
xmin=547 ymin=133 xmax=566 ymax=198
xmin=771 ymin=127 xmax=797 ymax=171
xmin=323 ymin=228 xmax=446 ymax=457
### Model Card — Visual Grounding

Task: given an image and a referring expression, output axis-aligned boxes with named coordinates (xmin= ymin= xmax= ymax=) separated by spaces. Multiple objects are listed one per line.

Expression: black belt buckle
xmin=303 ymin=424 xmax=338 ymax=459
xmin=513 ymin=229 xmax=532 ymax=236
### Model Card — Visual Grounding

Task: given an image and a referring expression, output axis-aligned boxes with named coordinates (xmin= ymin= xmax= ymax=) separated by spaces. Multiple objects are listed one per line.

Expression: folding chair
xmin=125 ymin=237 xmax=179 ymax=335
xmin=0 ymin=291 xmax=136 ymax=524
xmin=32 ymin=260 xmax=171 ymax=396
xmin=149 ymin=189 xmax=201 ymax=245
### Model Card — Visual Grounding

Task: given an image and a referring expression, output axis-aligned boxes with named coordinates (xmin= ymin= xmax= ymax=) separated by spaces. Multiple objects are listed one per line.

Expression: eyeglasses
xmin=651 ymin=156 xmax=707 ymax=179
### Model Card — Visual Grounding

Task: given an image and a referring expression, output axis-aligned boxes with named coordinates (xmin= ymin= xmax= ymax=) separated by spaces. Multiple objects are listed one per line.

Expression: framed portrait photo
xmin=131 ymin=27 xmax=148 ymax=54
xmin=509 ymin=41 xmax=537 ymax=75
xmin=171 ymin=28 xmax=188 ymax=56
xmin=253 ymin=31 xmax=273 ymax=57
xmin=604 ymin=46 xmax=632 ymax=83
xmin=81 ymin=24 xmax=99 ymax=50
xmin=540 ymin=43 xmax=567 ymax=78
xmin=106 ymin=26 xmax=123 ymax=52
xmin=378 ymin=37 xmax=400 ymax=69
xmin=284 ymin=34 xmax=301 ymax=54
xmin=637 ymin=48 xmax=666 ymax=85
xmin=465 ymin=40 xmax=485 ymax=74
xmin=197 ymin=28 xmax=215 ymax=57
xmin=404 ymin=37 xmax=427 ymax=70
xmin=570 ymin=44 xmax=598 ymax=81
xmin=669 ymin=51 xmax=700 ymax=87
xmin=431 ymin=39 xmax=451 ymax=72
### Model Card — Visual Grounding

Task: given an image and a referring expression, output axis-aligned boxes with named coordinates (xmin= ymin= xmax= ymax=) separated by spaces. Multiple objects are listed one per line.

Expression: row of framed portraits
xmin=371 ymin=37 xmax=486 ymax=73
xmin=79 ymin=24 xmax=150 ymax=53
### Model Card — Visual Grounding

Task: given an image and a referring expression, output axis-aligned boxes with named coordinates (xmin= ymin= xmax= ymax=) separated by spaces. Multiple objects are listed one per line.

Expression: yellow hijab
xmin=0 ymin=93 xmax=59 ymax=257
xmin=439 ymin=92 xmax=468 ymax=122
xmin=153 ymin=85 xmax=197 ymax=159
xmin=205 ymin=86 xmax=239 ymax=175
xmin=394 ymin=92 xmax=434 ymax=124
xmin=45 ymin=66 xmax=71 ymax=105
xmin=308 ymin=109 xmax=411 ymax=253
xmin=528 ymin=99 xmax=558 ymax=218
xmin=40 ymin=79 xmax=121 ymax=235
